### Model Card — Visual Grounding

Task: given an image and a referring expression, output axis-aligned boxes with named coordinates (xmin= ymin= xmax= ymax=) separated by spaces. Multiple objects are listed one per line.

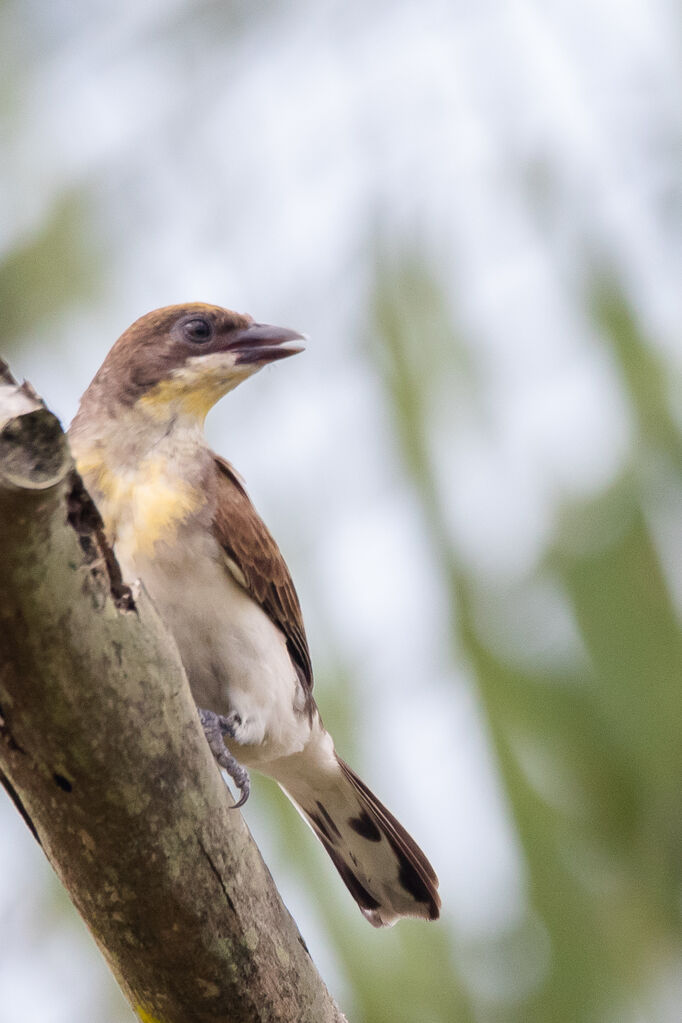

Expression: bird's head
xmin=87 ymin=303 xmax=305 ymax=423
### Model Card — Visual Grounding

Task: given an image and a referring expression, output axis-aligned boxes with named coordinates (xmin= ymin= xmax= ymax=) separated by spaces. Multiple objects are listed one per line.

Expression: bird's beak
xmin=226 ymin=323 xmax=306 ymax=365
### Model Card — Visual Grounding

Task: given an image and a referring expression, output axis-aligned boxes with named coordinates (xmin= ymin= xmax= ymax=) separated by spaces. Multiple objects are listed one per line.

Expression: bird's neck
xmin=69 ymin=396 xmax=216 ymax=562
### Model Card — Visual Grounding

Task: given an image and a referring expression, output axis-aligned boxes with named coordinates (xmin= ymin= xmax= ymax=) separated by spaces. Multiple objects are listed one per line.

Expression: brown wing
xmin=212 ymin=455 xmax=314 ymax=693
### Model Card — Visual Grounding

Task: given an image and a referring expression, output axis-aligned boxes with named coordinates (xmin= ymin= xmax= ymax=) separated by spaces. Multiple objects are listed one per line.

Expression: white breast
xmin=118 ymin=528 xmax=311 ymax=768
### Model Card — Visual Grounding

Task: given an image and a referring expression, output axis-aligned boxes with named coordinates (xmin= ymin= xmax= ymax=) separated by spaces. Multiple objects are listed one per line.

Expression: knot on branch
xmin=66 ymin=469 xmax=136 ymax=612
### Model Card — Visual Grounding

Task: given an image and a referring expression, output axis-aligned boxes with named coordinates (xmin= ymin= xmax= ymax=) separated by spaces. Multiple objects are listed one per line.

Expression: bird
xmin=69 ymin=303 xmax=440 ymax=927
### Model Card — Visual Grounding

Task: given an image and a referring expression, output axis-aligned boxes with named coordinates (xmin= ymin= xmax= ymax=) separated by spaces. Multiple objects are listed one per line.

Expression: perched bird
xmin=69 ymin=303 xmax=440 ymax=926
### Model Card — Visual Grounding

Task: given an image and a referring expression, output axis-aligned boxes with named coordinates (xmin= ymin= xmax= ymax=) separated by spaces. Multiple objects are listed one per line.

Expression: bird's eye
xmin=182 ymin=317 xmax=213 ymax=344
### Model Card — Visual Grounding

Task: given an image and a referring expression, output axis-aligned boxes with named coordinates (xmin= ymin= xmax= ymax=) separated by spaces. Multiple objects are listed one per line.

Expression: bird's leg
xmin=198 ymin=708 xmax=250 ymax=809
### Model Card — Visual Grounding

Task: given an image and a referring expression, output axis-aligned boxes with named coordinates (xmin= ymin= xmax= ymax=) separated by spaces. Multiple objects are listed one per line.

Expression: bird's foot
xmin=198 ymin=708 xmax=250 ymax=809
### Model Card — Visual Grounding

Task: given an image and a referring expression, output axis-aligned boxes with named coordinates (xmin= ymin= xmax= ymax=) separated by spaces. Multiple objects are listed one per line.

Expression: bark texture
xmin=0 ymin=362 xmax=346 ymax=1023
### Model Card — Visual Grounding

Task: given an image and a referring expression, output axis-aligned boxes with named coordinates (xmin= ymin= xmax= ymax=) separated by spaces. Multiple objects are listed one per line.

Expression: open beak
xmin=227 ymin=323 xmax=306 ymax=365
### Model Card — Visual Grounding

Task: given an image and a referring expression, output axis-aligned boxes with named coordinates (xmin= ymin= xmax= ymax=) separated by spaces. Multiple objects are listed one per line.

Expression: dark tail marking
xmin=337 ymin=756 xmax=440 ymax=921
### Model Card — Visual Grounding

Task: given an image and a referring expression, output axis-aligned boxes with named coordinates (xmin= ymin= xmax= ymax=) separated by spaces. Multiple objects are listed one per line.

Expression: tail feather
xmin=337 ymin=757 xmax=439 ymax=887
xmin=277 ymin=750 xmax=440 ymax=927
xmin=337 ymin=757 xmax=440 ymax=910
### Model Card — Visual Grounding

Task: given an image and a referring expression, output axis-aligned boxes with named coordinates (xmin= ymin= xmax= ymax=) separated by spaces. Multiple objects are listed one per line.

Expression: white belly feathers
xmin=72 ymin=423 xmax=312 ymax=770
xmin=117 ymin=527 xmax=311 ymax=768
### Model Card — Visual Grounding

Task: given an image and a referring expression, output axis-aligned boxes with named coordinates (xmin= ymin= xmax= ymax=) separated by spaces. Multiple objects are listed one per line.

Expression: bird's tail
xmin=274 ymin=746 xmax=440 ymax=927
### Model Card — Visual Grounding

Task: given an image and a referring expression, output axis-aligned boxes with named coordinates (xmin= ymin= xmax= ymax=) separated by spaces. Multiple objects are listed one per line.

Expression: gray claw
xmin=199 ymin=708 xmax=250 ymax=809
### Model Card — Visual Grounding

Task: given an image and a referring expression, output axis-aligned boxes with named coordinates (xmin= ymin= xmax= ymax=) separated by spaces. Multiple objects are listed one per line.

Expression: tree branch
xmin=0 ymin=362 xmax=346 ymax=1023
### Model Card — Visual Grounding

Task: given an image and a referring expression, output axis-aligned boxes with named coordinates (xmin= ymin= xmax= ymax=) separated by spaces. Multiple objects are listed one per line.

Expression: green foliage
xmin=0 ymin=190 xmax=101 ymax=355
xmin=368 ymin=249 xmax=682 ymax=1022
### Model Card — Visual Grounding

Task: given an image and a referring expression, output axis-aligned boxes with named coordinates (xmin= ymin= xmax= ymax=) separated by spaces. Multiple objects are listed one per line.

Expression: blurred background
xmin=1 ymin=1 xmax=681 ymax=1020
